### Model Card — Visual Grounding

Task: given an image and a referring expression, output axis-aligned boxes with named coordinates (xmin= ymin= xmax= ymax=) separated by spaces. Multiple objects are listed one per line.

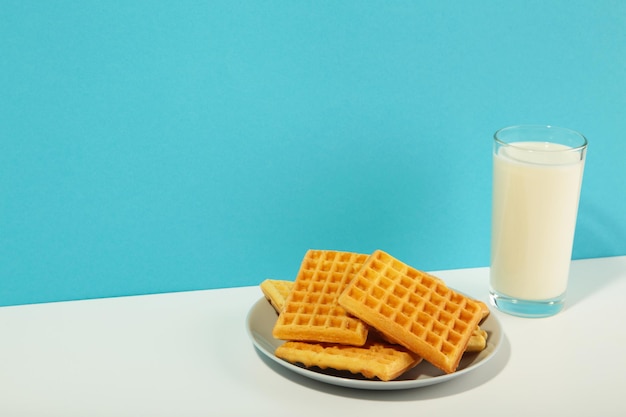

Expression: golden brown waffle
xmin=261 ymin=269 xmax=488 ymax=354
xmin=275 ymin=339 xmax=422 ymax=381
xmin=272 ymin=250 xmax=369 ymax=346
xmin=338 ymin=250 xmax=483 ymax=373
xmin=260 ymin=278 xmax=488 ymax=353
xmin=475 ymin=300 xmax=490 ymax=320
xmin=375 ymin=325 xmax=487 ymax=354
xmin=260 ymin=279 xmax=294 ymax=313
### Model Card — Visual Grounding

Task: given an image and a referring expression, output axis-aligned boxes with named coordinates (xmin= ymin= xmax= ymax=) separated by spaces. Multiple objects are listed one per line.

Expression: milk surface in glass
xmin=490 ymin=141 xmax=585 ymax=300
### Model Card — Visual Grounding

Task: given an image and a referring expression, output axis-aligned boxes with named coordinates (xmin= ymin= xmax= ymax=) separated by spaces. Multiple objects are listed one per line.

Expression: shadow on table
xmin=254 ymin=333 xmax=511 ymax=401
xmin=565 ymin=256 xmax=626 ymax=310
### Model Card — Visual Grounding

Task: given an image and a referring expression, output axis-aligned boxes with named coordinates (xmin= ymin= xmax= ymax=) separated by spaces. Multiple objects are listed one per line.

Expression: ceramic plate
xmin=246 ymin=295 xmax=503 ymax=390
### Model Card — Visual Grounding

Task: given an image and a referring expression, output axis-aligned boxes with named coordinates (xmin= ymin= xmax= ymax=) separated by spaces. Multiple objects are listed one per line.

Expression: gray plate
xmin=246 ymin=296 xmax=503 ymax=390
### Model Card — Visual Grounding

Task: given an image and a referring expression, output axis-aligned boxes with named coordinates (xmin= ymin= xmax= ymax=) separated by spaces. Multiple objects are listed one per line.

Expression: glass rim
xmin=494 ymin=125 xmax=588 ymax=153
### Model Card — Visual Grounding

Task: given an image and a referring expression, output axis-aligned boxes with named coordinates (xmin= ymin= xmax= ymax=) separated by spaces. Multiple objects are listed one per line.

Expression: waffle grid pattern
xmin=272 ymin=250 xmax=369 ymax=346
xmin=339 ymin=250 xmax=482 ymax=373
xmin=260 ymin=279 xmax=294 ymax=313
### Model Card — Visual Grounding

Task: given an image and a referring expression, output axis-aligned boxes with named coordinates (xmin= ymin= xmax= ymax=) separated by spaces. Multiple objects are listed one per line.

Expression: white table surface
xmin=1 ymin=255 xmax=625 ymax=417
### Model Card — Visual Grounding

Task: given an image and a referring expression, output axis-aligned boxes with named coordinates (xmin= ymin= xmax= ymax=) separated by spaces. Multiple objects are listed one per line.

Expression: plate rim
xmin=246 ymin=295 xmax=503 ymax=390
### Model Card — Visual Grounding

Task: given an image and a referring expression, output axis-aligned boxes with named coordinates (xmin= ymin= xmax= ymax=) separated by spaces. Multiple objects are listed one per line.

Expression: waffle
xmin=475 ymin=300 xmax=490 ymax=320
xmin=275 ymin=339 xmax=422 ymax=381
xmin=272 ymin=250 xmax=369 ymax=346
xmin=465 ymin=327 xmax=488 ymax=353
xmin=260 ymin=278 xmax=488 ymax=354
xmin=375 ymin=325 xmax=487 ymax=354
xmin=338 ymin=250 xmax=483 ymax=373
xmin=260 ymin=279 xmax=294 ymax=313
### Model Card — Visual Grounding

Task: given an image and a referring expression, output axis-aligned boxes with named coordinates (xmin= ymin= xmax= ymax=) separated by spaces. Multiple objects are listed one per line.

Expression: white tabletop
xmin=1 ymin=255 xmax=625 ymax=417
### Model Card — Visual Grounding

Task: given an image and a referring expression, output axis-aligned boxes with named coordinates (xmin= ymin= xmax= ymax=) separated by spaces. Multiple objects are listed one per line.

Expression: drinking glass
xmin=490 ymin=125 xmax=587 ymax=317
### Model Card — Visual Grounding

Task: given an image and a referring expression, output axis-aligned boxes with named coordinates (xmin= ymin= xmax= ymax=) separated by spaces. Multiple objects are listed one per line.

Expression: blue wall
xmin=2 ymin=1 xmax=625 ymax=306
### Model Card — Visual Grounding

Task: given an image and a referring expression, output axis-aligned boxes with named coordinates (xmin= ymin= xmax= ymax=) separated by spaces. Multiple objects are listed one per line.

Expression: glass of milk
xmin=490 ymin=125 xmax=587 ymax=317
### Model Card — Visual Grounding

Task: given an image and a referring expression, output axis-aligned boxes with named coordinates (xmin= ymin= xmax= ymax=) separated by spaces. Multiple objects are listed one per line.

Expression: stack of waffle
xmin=260 ymin=249 xmax=490 ymax=381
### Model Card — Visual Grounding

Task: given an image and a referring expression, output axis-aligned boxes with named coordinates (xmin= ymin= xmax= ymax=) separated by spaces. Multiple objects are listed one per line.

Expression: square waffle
xmin=338 ymin=249 xmax=483 ymax=373
xmin=260 ymin=279 xmax=294 ymax=313
xmin=261 ymin=275 xmax=488 ymax=354
xmin=275 ymin=338 xmax=422 ymax=382
xmin=272 ymin=250 xmax=369 ymax=346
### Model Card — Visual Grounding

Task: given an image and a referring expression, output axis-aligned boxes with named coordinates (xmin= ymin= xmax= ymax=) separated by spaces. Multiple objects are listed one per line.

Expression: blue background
xmin=2 ymin=1 xmax=625 ymax=306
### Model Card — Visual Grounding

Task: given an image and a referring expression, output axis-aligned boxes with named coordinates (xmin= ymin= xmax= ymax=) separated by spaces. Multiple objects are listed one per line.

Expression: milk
xmin=490 ymin=141 xmax=585 ymax=300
